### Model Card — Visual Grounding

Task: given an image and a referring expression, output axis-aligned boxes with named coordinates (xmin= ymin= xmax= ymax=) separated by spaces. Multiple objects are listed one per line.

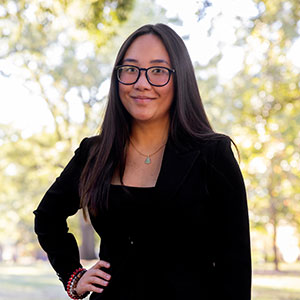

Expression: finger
xmin=87 ymin=283 xmax=104 ymax=294
xmin=90 ymin=276 xmax=109 ymax=287
xmin=94 ymin=260 xmax=110 ymax=269
xmin=101 ymin=260 xmax=111 ymax=268
xmin=93 ymin=269 xmax=111 ymax=281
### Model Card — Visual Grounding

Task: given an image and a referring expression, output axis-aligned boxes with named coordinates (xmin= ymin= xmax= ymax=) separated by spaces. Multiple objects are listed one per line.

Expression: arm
xmin=209 ymin=137 xmax=252 ymax=300
xmin=34 ymin=138 xmax=89 ymax=288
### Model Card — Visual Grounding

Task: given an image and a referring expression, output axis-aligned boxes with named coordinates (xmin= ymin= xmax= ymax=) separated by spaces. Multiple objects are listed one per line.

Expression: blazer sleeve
xmin=208 ymin=137 xmax=252 ymax=300
xmin=33 ymin=137 xmax=90 ymax=289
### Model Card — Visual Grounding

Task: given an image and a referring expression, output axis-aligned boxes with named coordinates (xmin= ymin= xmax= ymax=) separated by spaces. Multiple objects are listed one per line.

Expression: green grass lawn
xmin=1 ymin=261 xmax=300 ymax=300
xmin=0 ymin=261 xmax=68 ymax=300
xmin=252 ymin=262 xmax=300 ymax=300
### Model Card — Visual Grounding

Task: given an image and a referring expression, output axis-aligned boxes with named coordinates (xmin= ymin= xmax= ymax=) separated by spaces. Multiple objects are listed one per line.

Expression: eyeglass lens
xmin=117 ymin=66 xmax=171 ymax=86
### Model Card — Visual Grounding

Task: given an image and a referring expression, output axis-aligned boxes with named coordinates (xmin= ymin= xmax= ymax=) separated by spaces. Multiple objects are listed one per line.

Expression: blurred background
xmin=0 ymin=0 xmax=299 ymax=299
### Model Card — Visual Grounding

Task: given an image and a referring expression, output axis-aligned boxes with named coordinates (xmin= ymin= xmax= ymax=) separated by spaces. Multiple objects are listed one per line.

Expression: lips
xmin=131 ymin=95 xmax=156 ymax=103
xmin=131 ymin=95 xmax=155 ymax=99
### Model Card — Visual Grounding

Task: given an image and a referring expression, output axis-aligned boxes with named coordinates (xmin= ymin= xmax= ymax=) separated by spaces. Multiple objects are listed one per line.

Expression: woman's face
xmin=118 ymin=34 xmax=174 ymax=124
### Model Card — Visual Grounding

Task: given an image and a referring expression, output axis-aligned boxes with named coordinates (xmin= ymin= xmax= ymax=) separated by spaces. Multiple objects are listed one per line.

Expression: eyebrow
xmin=122 ymin=58 xmax=170 ymax=66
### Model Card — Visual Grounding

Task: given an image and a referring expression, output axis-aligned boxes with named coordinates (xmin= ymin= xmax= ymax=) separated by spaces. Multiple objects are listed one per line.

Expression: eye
xmin=123 ymin=66 xmax=138 ymax=73
xmin=150 ymin=67 xmax=168 ymax=75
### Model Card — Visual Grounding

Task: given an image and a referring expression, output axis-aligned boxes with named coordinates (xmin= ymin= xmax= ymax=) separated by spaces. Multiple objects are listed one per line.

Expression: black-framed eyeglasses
xmin=115 ymin=65 xmax=175 ymax=87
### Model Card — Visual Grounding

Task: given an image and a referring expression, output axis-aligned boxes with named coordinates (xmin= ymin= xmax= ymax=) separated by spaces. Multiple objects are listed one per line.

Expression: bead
xmin=66 ymin=268 xmax=89 ymax=299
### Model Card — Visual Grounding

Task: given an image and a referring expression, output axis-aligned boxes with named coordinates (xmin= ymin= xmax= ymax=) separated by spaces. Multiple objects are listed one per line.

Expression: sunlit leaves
xmin=195 ymin=0 xmax=300 ymax=266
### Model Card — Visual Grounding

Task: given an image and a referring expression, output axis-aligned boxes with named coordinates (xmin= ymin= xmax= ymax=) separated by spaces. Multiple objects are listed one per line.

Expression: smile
xmin=131 ymin=96 xmax=155 ymax=103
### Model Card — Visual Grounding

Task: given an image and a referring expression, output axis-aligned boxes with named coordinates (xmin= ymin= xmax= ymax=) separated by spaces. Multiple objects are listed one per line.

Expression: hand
xmin=75 ymin=260 xmax=111 ymax=295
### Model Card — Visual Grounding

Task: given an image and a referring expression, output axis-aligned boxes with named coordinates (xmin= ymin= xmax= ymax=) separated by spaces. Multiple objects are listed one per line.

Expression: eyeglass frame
xmin=115 ymin=64 xmax=175 ymax=87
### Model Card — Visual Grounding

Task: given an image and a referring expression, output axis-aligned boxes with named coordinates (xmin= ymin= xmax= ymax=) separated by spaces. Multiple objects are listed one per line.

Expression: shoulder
xmin=79 ymin=135 xmax=101 ymax=147
xmin=72 ymin=135 xmax=101 ymax=166
xmin=170 ymin=134 xmax=237 ymax=171
xmin=190 ymin=134 xmax=240 ymax=176
xmin=77 ymin=135 xmax=101 ymax=153
xmin=170 ymin=133 xmax=234 ymax=160
xmin=186 ymin=133 xmax=232 ymax=156
xmin=195 ymin=135 xmax=243 ymax=186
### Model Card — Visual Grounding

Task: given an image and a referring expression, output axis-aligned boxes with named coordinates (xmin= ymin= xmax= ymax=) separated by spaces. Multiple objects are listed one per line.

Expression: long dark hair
xmin=80 ymin=23 xmax=227 ymax=216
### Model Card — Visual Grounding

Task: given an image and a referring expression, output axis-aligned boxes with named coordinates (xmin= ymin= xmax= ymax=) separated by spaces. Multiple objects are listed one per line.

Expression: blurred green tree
xmin=196 ymin=0 xmax=300 ymax=270
xmin=235 ymin=0 xmax=300 ymax=270
xmin=0 ymin=0 xmax=135 ymax=260
xmin=0 ymin=0 xmax=172 ymax=261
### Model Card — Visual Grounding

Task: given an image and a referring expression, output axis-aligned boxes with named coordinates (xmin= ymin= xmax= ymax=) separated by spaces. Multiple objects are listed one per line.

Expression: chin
xmin=129 ymin=112 xmax=154 ymax=122
xmin=133 ymin=116 xmax=154 ymax=122
xmin=128 ymin=109 xmax=153 ymax=121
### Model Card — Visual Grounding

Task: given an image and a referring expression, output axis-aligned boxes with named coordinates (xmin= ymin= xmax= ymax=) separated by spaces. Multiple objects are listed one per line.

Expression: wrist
xmin=66 ymin=268 xmax=89 ymax=299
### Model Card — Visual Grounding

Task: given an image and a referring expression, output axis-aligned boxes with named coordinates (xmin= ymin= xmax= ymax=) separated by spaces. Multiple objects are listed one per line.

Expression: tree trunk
xmin=79 ymin=211 xmax=97 ymax=260
xmin=270 ymin=200 xmax=279 ymax=271
xmin=272 ymin=220 xmax=279 ymax=271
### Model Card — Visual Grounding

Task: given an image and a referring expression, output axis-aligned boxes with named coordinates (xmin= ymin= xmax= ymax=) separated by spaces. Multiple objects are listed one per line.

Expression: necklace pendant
xmin=144 ymin=156 xmax=151 ymax=164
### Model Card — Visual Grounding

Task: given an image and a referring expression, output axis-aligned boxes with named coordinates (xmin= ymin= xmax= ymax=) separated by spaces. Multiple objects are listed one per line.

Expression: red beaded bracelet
xmin=66 ymin=268 xmax=89 ymax=299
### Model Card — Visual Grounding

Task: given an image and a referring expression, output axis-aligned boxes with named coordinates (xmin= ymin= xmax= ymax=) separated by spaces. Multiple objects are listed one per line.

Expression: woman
xmin=34 ymin=23 xmax=251 ymax=300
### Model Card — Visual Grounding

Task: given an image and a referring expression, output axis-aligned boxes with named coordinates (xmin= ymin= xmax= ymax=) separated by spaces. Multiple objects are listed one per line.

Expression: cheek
xmin=161 ymin=83 xmax=174 ymax=107
xmin=118 ymin=84 xmax=130 ymax=105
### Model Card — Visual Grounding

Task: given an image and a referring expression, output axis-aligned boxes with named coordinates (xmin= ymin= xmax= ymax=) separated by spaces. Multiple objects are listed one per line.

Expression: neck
xmin=130 ymin=118 xmax=169 ymax=150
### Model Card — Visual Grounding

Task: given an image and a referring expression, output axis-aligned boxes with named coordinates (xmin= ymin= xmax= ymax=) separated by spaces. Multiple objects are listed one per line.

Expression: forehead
xmin=123 ymin=34 xmax=171 ymax=65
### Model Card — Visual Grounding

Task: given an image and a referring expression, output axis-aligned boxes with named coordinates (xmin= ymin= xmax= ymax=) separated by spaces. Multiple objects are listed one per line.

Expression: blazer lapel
xmin=155 ymin=140 xmax=200 ymax=204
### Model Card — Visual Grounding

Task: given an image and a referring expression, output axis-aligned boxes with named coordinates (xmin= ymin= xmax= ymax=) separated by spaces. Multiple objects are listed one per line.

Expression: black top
xmin=34 ymin=135 xmax=252 ymax=300
xmin=89 ymin=184 xmax=156 ymax=300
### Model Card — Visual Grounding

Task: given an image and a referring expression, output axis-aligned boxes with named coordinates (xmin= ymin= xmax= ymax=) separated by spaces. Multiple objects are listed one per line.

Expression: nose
xmin=133 ymin=70 xmax=151 ymax=89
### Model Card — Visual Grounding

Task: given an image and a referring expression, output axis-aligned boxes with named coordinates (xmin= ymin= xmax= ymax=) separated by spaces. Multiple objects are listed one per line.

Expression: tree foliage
xmin=196 ymin=0 xmax=300 ymax=268
xmin=0 ymin=0 xmax=135 ymax=259
xmin=0 ymin=0 xmax=170 ymax=259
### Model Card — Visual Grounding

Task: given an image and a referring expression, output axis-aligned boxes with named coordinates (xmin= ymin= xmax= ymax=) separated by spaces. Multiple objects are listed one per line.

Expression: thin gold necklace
xmin=130 ymin=139 xmax=166 ymax=164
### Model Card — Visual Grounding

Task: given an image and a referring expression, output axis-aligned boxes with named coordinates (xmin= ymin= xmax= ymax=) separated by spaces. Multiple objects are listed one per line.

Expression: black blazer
xmin=34 ymin=135 xmax=251 ymax=300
